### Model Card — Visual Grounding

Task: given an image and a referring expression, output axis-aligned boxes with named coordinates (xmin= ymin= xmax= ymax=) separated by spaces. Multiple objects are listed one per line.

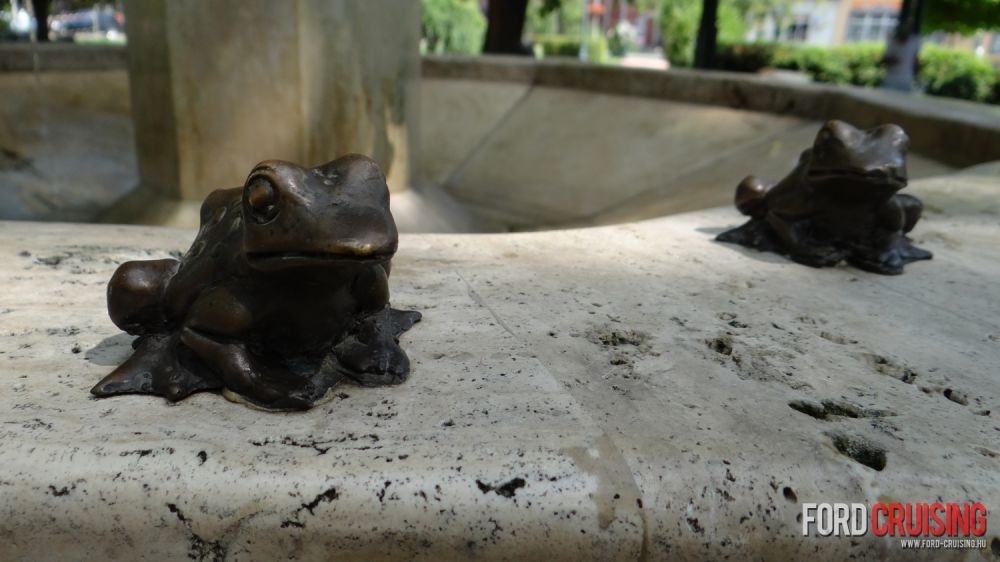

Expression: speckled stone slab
xmin=1 ymin=171 xmax=999 ymax=561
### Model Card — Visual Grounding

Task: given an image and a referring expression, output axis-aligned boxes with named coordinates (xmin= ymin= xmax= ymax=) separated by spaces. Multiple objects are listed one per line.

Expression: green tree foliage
xmin=924 ymin=0 xmax=1000 ymax=34
xmin=731 ymin=0 xmax=796 ymax=39
xmin=658 ymin=0 xmax=751 ymax=67
xmin=421 ymin=0 xmax=486 ymax=55
xmin=527 ymin=0 xmax=583 ymax=36
xmin=659 ymin=0 xmax=700 ymax=65
xmin=526 ymin=0 xmax=608 ymax=61
xmin=717 ymin=2 xmax=749 ymax=44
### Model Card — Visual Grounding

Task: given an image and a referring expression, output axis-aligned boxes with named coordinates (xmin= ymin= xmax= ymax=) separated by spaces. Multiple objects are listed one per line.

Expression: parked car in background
xmin=50 ymin=6 xmax=123 ymax=43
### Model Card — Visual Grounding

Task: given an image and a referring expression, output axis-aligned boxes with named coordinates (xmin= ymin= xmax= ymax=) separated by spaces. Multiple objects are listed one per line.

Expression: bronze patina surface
xmin=92 ymin=154 xmax=421 ymax=410
xmin=717 ymin=120 xmax=931 ymax=275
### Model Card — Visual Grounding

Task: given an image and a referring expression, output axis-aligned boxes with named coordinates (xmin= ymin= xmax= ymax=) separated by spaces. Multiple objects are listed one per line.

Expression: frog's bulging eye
xmin=244 ymin=177 xmax=280 ymax=223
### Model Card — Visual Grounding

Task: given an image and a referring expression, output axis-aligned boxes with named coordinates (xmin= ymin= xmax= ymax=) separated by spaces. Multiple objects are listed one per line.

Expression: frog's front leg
xmin=178 ymin=286 xmax=316 ymax=410
xmin=893 ymin=193 xmax=923 ymax=234
xmin=849 ymin=195 xmax=931 ymax=275
xmin=335 ymin=265 xmax=421 ymax=386
xmin=765 ymin=211 xmax=846 ymax=267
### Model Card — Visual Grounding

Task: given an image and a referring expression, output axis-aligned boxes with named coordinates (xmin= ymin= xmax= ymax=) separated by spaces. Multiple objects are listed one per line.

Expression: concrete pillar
xmin=123 ymin=0 xmax=419 ymax=199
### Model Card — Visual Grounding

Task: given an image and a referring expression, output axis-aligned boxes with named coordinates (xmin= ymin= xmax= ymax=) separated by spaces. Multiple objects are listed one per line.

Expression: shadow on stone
xmin=694 ymin=226 xmax=727 ymax=236
xmin=85 ymin=333 xmax=136 ymax=367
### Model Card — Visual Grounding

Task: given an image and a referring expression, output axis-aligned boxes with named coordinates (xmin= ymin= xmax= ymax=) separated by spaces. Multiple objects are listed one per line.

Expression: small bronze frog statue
xmin=92 ymin=154 xmax=421 ymax=410
xmin=716 ymin=120 xmax=931 ymax=275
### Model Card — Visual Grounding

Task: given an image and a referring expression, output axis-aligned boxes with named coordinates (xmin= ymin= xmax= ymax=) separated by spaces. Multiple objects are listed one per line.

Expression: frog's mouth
xmin=246 ymin=251 xmax=392 ymax=271
xmin=807 ymin=168 xmax=906 ymax=187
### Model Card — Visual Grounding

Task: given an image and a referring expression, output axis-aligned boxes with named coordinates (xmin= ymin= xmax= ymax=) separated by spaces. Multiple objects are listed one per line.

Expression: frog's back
xmin=163 ymin=188 xmax=245 ymax=319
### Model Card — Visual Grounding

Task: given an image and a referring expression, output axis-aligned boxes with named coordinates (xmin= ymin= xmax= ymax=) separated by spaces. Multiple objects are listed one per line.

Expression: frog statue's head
xmin=805 ymin=120 xmax=909 ymax=200
xmin=240 ymin=154 xmax=398 ymax=272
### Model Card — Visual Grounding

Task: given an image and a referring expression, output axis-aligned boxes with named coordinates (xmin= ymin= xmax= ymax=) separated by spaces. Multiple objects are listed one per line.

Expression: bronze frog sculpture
xmin=716 ymin=120 xmax=931 ymax=275
xmin=92 ymin=154 xmax=421 ymax=410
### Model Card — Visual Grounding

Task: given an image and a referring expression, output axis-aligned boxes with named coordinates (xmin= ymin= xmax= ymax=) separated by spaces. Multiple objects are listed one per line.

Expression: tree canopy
xmin=421 ymin=0 xmax=486 ymax=54
xmin=925 ymin=0 xmax=1000 ymax=34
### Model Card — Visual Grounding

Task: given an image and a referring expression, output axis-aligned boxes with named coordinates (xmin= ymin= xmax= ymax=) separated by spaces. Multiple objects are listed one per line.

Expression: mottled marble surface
xmin=1 ymin=171 xmax=998 ymax=560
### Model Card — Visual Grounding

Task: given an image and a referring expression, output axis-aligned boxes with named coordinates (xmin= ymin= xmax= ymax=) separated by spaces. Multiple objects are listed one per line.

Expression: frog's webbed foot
xmin=91 ymin=333 xmax=221 ymax=401
xmin=848 ymin=232 xmax=933 ymax=275
xmin=390 ymin=308 xmax=422 ymax=336
xmin=716 ymin=217 xmax=778 ymax=251
xmin=335 ymin=305 xmax=421 ymax=387
xmin=894 ymin=193 xmax=924 ymax=234
xmin=178 ymin=328 xmax=327 ymax=410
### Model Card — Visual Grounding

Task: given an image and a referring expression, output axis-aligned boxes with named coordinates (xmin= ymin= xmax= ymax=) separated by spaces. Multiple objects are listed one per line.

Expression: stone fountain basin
xmin=6 ymin=56 xmax=1000 ymax=230
xmin=1 ymin=55 xmax=999 ymax=560
xmin=1 ymin=166 xmax=998 ymax=560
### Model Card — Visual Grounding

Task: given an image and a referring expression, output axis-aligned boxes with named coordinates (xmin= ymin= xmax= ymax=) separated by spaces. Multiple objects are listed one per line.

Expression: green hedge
xmin=919 ymin=44 xmax=997 ymax=103
xmin=714 ymin=43 xmax=784 ymax=73
xmin=533 ymin=34 xmax=609 ymax=63
xmin=716 ymin=42 xmax=1000 ymax=104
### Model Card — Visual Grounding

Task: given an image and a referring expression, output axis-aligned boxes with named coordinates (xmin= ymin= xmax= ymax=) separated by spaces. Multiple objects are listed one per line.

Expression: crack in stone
xmin=281 ymin=486 xmax=341 ymax=529
xmin=457 ymin=271 xmax=517 ymax=337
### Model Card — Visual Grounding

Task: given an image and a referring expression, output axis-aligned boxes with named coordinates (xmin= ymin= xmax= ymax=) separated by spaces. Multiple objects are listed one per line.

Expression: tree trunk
xmin=883 ymin=0 xmax=926 ymax=91
xmin=693 ymin=0 xmax=718 ymax=69
xmin=483 ymin=0 xmax=531 ymax=55
xmin=31 ymin=0 xmax=49 ymax=42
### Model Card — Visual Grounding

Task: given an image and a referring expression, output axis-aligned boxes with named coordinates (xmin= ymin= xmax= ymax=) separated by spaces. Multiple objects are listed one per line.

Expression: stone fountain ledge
xmin=1 ymin=170 xmax=998 ymax=561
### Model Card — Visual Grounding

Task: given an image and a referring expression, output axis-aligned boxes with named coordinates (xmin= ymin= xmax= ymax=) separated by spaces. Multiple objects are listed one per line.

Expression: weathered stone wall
xmin=123 ymin=0 xmax=419 ymax=198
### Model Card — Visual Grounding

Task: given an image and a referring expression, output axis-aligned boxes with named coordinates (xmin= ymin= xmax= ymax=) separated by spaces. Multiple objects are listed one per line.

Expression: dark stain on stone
xmin=863 ymin=353 xmax=918 ymax=384
xmin=789 ymin=400 xmax=827 ymax=419
xmin=197 ymin=451 xmax=207 ymax=465
xmin=121 ymin=449 xmax=153 ymax=458
xmin=707 ymin=336 xmax=733 ymax=356
xmin=34 ymin=255 xmax=64 ymax=266
xmin=943 ymin=388 xmax=969 ymax=406
xmin=476 ymin=477 xmax=526 ymax=498
xmin=822 ymin=400 xmax=861 ymax=418
xmin=20 ymin=418 xmax=52 ymax=430
xmin=120 ymin=447 xmax=174 ymax=459
xmin=589 ymin=326 xmax=649 ymax=348
xmin=830 ymin=433 xmax=887 ymax=471
xmin=377 ymin=480 xmax=392 ymax=503
xmin=0 ymin=147 xmax=35 ymax=172
xmin=167 ymin=503 xmax=226 ymax=562
xmin=48 ymin=485 xmax=71 ymax=496
xmin=301 ymin=487 xmax=339 ymax=515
